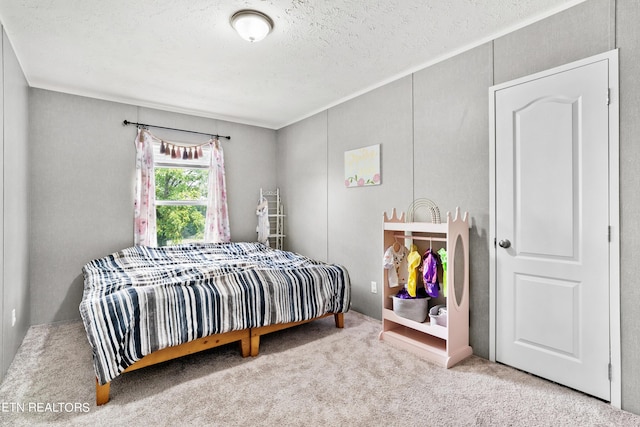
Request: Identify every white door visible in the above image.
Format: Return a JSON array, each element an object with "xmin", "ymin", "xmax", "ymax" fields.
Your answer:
[{"xmin": 493, "ymin": 58, "xmax": 611, "ymax": 400}]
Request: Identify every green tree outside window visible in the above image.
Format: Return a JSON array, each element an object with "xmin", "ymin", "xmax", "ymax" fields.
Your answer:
[{"xmin": 155, "ymin": 168, "xmax": 208, "ymax": 246}]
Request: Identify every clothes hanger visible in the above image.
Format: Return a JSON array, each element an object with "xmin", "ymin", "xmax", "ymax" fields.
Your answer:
[{"xmin": 392, "ymin": 236, "xmax": 401, "ymax": 252}]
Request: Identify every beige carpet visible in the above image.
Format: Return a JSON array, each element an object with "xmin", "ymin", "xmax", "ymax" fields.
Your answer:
[{"xmin": 0, "ymin": 311, "xmax": 638, "ymax": 426}]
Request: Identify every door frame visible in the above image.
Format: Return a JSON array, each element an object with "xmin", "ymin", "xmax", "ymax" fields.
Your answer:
[{"xmin": 488, "ymin": 49, "xmax": 620, "ymax": 408}]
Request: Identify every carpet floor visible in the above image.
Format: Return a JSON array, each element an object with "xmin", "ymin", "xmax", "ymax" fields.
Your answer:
[{"xmin": 0, "ymin": 311, "xmax": 638, "ymax": 426}]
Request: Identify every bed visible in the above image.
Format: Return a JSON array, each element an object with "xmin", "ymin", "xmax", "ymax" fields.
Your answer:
[{"xmin": 79, "ymin": 242, "xmax": 350, "ymax": 405}]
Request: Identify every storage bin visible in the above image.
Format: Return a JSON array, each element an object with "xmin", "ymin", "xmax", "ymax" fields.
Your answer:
[
  {"xmin": 430, "ymin": 313, "xmax": 447, "ymax": 327},
  {"xmin": 392, "ymin": 296, "xmax": 430, "ymax": 323}
]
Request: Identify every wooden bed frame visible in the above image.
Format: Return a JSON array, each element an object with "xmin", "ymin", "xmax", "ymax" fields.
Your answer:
[{"xmin": 95, "ymin": 312, "xmax": 344, "ymax": 405}]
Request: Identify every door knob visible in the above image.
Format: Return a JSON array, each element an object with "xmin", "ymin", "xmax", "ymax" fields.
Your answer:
[{"xmin": 498, "ymin": 239, "xmax": 511, "ymax": 248}]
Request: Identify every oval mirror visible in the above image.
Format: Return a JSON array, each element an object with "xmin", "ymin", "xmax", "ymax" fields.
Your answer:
[{"xmin": 453, "ymin": 234, "xmax": 465, "ymax": 307}]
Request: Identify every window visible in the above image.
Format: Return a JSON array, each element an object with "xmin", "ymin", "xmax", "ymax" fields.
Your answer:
[
  {"xmin": 154, "ymin": 142, "xmax": 211, "ymax": 246},
  {"xmin": 135, "ymin": 129, "xmax": 229, "ymax": 247}
]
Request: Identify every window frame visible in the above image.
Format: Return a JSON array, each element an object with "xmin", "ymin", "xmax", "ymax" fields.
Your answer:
[{"xmin": 153, "ymin": 142, "xmax": 211, "ymax": 244}]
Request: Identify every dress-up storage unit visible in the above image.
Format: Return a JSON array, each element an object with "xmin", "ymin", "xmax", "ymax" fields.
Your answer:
[{"xmin": 379, "ymin": 207, "xmax": 472, "ymax": 368}]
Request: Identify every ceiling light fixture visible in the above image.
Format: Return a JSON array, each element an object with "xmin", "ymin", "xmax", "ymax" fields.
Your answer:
[{"xmin": 230, "ymin": 10, "xmax": 273, "ymax": 42}]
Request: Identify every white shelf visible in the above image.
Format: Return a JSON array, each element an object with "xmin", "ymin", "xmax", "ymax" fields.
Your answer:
[
  {"xmin": 383, "ymin": 221, "xmax": 448, "ymax": 233},
  {"xmin": 382, "ymin": 308, "xmax": 448, "ymax": 340}
]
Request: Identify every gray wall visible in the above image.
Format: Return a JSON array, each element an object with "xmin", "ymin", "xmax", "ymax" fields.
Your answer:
[
  {"xmin": 327, "ymin": 77, "xmax": 414, "ymax": 315},
  {"xmin": 276, "ymin": 111, "xmax": 329, "ymax": 262},
  {"xmin": 29, "ymin": 89, "xmax": 276, "ymax": 325},
  {"xmin": 29, "ymin": 90, "xmax": 136, "ymax": 326},
  {"xmin": 276, "ymin": 0, "xmax": 640, "ymax": 414},
  {"xmin": 0, "ymin": 24, "xmax": 4, "ymax": 386},
  {"xmin": 616, "ymin": 0, "xmax": 640, "ymax": 414},
  {"xmin": 412, "ymin": 43, "xmax": 493, "ymax": 356},
  {"xmin": 1, "ymin": 27, "xmax": 30, "ymax": 383}
]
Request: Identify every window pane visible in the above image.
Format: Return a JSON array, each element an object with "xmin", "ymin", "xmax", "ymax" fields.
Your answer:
[
  {"xmin": 155, "ymin": 168, "xmax": 208, "ymax": 201},
  {"xmin": 156, "ymin": 205, "xmax": 206, "ymax": 246}
]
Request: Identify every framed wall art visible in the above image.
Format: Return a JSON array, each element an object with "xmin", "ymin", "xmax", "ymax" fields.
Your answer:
[{"xmin": 344, "ymin": 144, "xmax": 381, "ymax": 188}]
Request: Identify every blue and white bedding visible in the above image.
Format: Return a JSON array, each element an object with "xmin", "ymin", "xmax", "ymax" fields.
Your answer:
[{"xmin": 80, "ymin": 242, "xmax": 350, "ymax": 385}]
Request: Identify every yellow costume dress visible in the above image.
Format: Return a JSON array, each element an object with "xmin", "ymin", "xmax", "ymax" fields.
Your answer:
[{"xmin": 406, "ymin": 244, "xmax": 421, "ymax": 297}]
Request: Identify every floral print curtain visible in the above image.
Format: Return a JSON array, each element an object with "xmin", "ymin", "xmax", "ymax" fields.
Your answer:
[
  {"xmin": 134, "ymin": 129, "xmax": 157, "ymax": 246},
  {"xmin": 204, "ymin": 139, "xmax": 231, "ymax": 243}
]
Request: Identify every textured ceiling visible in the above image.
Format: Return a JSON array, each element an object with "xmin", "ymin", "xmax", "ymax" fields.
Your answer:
[{"xmin": 0, "ymin": 0, "xmax": 585, "ymax": 129}]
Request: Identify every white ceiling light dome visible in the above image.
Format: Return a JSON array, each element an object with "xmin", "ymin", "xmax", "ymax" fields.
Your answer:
[{"xmin": 230, "ymin": 10, "xmax": 274, "ymax": 42}]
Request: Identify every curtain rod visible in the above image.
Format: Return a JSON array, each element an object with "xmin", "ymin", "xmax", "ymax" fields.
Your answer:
[{"xmin": 122, "ymin": 120, "xmax": 231, "ymax": 140}]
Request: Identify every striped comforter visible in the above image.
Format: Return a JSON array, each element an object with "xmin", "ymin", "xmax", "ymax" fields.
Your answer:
[{"xmin": 80, "ymin": 242, "xmax": 350, "ymax": 385}]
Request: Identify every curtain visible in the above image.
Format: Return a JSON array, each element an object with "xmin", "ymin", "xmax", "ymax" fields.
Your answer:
[
  {"xmin": 204, "ymin": 139, "xmax": 231, "ymax": 243},
  {"xmin": 134, "ymin": 129, "xmax": 157, "ymax": 246}
]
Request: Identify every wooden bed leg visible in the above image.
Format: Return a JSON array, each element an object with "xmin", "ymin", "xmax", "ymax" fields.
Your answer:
[
  {"xmin": 250, "ymin": 334, "xmax": 260, "ymax": 357},
  {"xmin": 240, "ymin": 336, "xmax": 251, "ymax": 357},
  {"xmin": 334, "ymin": 313, "xmax": 344, "ymax": 328},
  {"xmin": 96, "ymin": 378, "xmax": 110, "ymax": 406}
]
